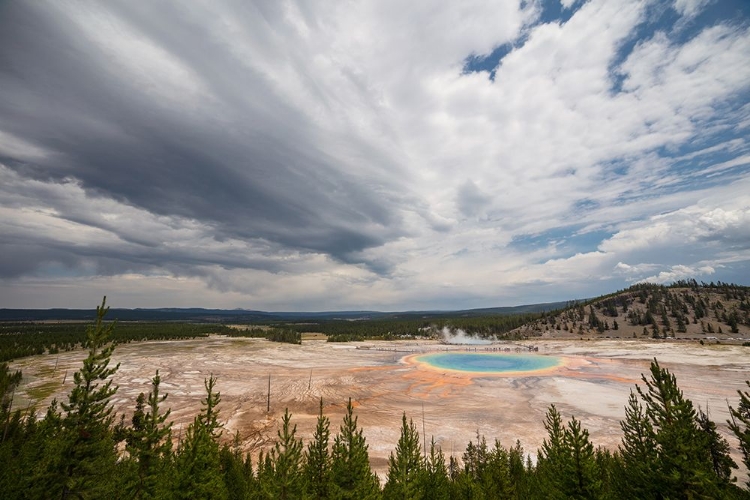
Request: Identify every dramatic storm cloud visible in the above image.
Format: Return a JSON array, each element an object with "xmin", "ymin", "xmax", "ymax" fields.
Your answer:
[{"xmin": 1, "ymin": 0, "xmax": 749, "ymax": 310}]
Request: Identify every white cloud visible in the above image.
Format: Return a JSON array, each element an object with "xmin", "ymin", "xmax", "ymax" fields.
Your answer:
[
  {"xmin": 673, "ymin": 0, "xmax": 712, "ymax": 19},
  {"xmin": 614, "ymin": 261, "xmax": 660, "ymax": 276},
  {"xmin": 599, "ymin": 194, "xmax": 750, "ymax": 256},
  {"xmin": 639, "ymin": 264, "xmax": 716, "ymax": 284}
]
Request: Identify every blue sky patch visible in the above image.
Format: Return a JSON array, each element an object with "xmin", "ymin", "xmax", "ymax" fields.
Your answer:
[
  {"xmin": 510, "ymin": 226, "xmax": 613, "ymax": 261},
  {"xmin": 463, "ymin": 44, "xmax": 514, "ymax": 81}
]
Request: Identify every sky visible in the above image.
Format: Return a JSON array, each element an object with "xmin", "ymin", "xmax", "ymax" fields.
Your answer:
[{"xmin": 0, "ymin": 0, "xmax": 749, "ymax": 311}]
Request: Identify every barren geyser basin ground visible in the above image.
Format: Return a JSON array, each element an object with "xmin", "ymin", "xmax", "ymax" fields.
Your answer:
[{"xmin": 11, "ymin": 337, "xmax": 750, "ymax": 475}]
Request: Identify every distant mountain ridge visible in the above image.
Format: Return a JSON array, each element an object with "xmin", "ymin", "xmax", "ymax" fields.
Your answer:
[{"xmin": 0, "ymin": 300, "xmax": 571, "ymax": 322}]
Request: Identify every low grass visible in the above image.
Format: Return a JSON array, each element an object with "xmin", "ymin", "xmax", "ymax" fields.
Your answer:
[{"xmin": 26, "ymin": 380, "xmax": 62, "ymax": 402}]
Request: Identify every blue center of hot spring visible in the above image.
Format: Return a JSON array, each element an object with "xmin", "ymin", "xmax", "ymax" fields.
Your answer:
[{"xmin": 415, "ymin": 352, "xmax": 560, "ymax": 373}]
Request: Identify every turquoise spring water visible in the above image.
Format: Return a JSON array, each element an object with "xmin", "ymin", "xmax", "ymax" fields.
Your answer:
[{"xmin": 415, "ymin": 352, "xmax": 561, "ymax": 373}]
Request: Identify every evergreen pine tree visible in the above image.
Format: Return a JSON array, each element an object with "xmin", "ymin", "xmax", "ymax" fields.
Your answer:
[
  {"xmin": 636, "ymin": 358, "xmax": 728, "ymax": 498},
  {"xmin": 304, "ymin": 398, "xmax": 332, "ymax": 499},
  {"xmin": 508, "ymin": 440, "xmax": 529, "ymax": 499},
  {"xmin": 175, "ymin": 375, "xmax": 228, "ymax": 499},
  {"xmin": 0, "ymin": 363, "xmax": 31, "ymax": 499},
  {"xmin": 415, "ymin": 438, "xmax": 450, "ymax": 500},
  {"xmin": 696, "ymin": 408, "xmax": 736, "ymax": 485},
  {"xmin": 383, "ymin": 413, "xmax": 423, "ymax": 500},
  {"xmin": 0, "ymin": 361, "xmax": 24, "ymax": 493},
  {"xmin": 52, "ymin": 297, "xmax": 121, "ymax": 499},
  {"xmin": 616, "ymin": 391, "xmax": 657, "ymax": 497},
  {"xmin": 262, "ymin": 408, "xmax": 304, "ymax": 499},
  {"xmin": 462, "ymin": 432, "xmax": 490, "ymax": 483},
  {"xmin": 728, "ymin": 380, "xmax": 750, "ymax": 488},
  {"xmin": 125, "ymin": 370, "xmax": 173, "ymax": 498},
  {"xmin": 256, "ymin": 449, "xmax": 275, "ymax": 495},
  {"xmin": 220, "ymin": 431, "xmax": 256, "ymax": 500},
  {"xmin": 330, "ymin": 398, "xmax": 380, "ymax": 499},
  {"xmin": 560, "ymin": 416, "xmax": 601, "ymax": 499},
  {"xmin": 536, "ymin": 404, "xmax": 566, "ymax": 499},
  {"xmin": 676, "ymin": 314, "xmax": 687, "ymax": 333},
  {"xmin": 594, "ymin": 447, "xmax": 616, "ymax": 499},
  {"xmin": 0, "ymin": 362, "xmax": 22, "ymax": 419},
  {"xmin": 483, "ymin": 440, "xmax": 514, "ymax": 499},
  {"xmin": 449, "ymin": 437, "xmax": 486, "ymax": 499}
]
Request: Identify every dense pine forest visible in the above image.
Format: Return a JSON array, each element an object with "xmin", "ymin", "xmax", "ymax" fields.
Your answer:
[{"xmin": 1, "ymin": 298, "xmax": 750, "ymax": 498}]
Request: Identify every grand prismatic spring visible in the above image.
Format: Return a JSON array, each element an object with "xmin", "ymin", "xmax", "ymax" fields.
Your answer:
[{"xmin": 409, "ymin": 351, "xmax": 562, "ymax": 375}]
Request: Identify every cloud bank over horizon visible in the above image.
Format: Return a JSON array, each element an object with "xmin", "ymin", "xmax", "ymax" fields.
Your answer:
[{"xmin": 1, "ymin": 0, "xmax": 749, "ymax": 310}]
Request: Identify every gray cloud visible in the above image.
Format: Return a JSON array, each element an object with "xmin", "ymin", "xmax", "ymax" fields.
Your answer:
[
  {"xmin": 456, "ymin": 180, "xmax": 492, "ymax": 218},
  {"xmin": 0, "ymin": 1, "xmax": 408, "ymax": 278}
]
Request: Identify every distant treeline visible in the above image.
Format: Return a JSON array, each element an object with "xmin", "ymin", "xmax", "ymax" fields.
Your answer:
[
  {"xmin": 0, "ymin": 301, "xmax": 569, "ymax": 323},
  {"xmin": 226, "ymin": 327, "xmax": 302, "ymax": 345},
  {"xmin": 0, "ymin": 322, "xmax": 234, "ymax": 363},
  {"xmin": 0, "ymin": 321, "xmax": 314, "ymax": 362},
  {"xmin": 280, "ymin": 313, "xmax": 542, "ymax": 342},
  {"xmin": 1, "ymin": 299, "xmax": 749, "ymax": 499}
]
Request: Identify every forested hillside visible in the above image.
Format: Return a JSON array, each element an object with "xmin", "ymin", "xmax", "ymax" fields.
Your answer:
[
  {"xmin": 515, "ymin": 281, "xmax": 750, "ymax": 341},
  {"xmin": 1, "ymin": 298, "xmax": 750, "ymax": 499}
]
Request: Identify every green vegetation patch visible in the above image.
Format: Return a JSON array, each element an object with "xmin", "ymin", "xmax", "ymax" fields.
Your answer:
[{"xmin": 25, "ymin": 380, "xmax": 60, "ymax": 402}]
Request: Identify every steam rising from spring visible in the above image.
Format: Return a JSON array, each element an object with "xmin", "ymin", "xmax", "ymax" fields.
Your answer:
[{"xmin": 439, "ymin": 326, "xmax": 493, "ymax": 345}]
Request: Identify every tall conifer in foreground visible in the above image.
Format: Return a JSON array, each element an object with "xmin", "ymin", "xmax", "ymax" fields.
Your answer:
[
  {"xmin": 383, "ymin": 413, "xmax": 423, "ymax": 500},
  {"xmin": 560, "ymin": 416, "xmax": 601, "ymax": 499},
  {"xmin": 0, "ymin": 363, "xmax": 31, "ymax": 497},
  {"xmin": 330, "ymin": 398, "xmax": 381, "ymax": 500},
  {"xmin": 616, "ymin": 391, "xmax": 657, "ymax": 497},
  {"xmin": 483, "ymin": 440, "xmax": 515, "ymax": 499},
  {"xmin": 508, "ymin": 440, "xmax": 529, "ymax": 499},
  {"xmin": 52, "ymin": 297, "xmax": 121, "ymax": 499},
  {"xmin": 220, "ymin": 432, "xmax": 256, "ymax": 500},
  {"xmin": 535, "ymin": 404, "xmax": 567, "ymax": 499},
  {"xmin": 305, "ymin": 398, "xmax": 332, "ymax": 499},
  {"xmin": 0, "ymin": 362, "xmax": 22, "ymax": 420},
  {"xmin": 634, "ymin": 358, "xmax": 735, "ymax": 498},
  {"xmin": 536, "ymin": 407, "xmax": 602, "ymax": 499},
  {"xmin": 416, "ymin": 438, "xmax": 450, "ymax": 500},
  {"xmin": 729, "ymin": 380, "xmax": 750, "ymax": 488},
  {"xmin": 125, "ymin": 369, "xmax": 173, "ymax": 498},
  {"xmin": 261, "ymin": 408, "xmax": 304, "ymax": 499},
  {"xmin": 175, "ymin": 375, "xmax": 227, "ymax": 499},
  {"xmin": 697, "ymin": 407, "xmax": 736, "ymax": 486}
]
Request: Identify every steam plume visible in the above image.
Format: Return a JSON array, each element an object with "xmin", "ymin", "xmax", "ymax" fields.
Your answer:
[{"xmin": 439, "ymin": 326, "xmax": 492, "ymax": 345}]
